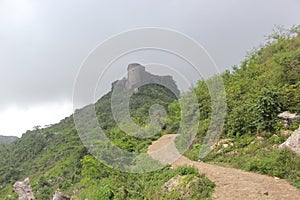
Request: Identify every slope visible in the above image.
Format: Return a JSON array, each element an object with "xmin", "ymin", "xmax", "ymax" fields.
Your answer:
[
  {"xmin": 177, "ymin": 26, "xmax": 300, "ymax": 188},
  {"xmin": 0, "ymin": 84, "xmax": 215, "ymax": 199}
]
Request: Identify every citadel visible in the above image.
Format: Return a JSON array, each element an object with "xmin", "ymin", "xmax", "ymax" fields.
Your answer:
[{"xmin": 112, "ymin": 63, "xmax": 180, "ymax": 97}]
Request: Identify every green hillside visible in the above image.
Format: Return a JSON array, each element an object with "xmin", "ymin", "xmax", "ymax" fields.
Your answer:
[
  {"xmin": 179, "ymin": 26, "xmax": 300, "ymax": 188},
  {"xmin": 0, "ymin": 84, "xmax": 214, "ymax": 199}
]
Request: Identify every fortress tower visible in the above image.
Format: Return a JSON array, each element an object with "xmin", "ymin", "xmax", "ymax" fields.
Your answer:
[
  {"xmin": 127, "ymin": 63, "xmax": 146, "ymax": 89},
  {"xmin": 112, "ymin": 63, "xmax": 180, "ymax": 97}
]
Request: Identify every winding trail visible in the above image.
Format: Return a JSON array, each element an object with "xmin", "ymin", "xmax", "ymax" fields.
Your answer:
[{"xmin": 148, "ymin": 134, "xmax": 300, "ymax": 200}]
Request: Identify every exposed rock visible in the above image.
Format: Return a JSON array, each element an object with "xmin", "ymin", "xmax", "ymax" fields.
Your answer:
[
  {"xmin": 281, "ymin": 130, "xmax": 291, "ymax": 135},
  {"xmin": 13, "ymin": 178, "xmax": 35, "ymax": 200},
  {"xmin": 279, "ymin": 127, "xmax": 300, "ymax": 155},
  {"xmin": 278, "ymin": 111, "xmax": 299, "ymax": 119},
  {"xmin": 256, "ymin": 136, "xmax": 264, "ymax": 141},
  {"xmin": 212, "ymin": 138, "xmax": 233, "ymax": 150},
  {"xmin": 226, "ymin": 151, "xmax": 236, "ymax": 156},
  {"xmin": 217, "ymin": 149, "xmax": 223, "ymax": 154},
  {"xmin": 277, "ymin": 111, "xmax": 300, "ymax": 128},
  {"xmin": 162, "ymin": 175, "xmax": 199, "ymax": 198},
  {"xmin": 162, "ymin": 175, "xmax": 182, "ymax": 192},
  {"xmin": 52, "ymin": 189, "xmax": 70, "ymax": 200}
]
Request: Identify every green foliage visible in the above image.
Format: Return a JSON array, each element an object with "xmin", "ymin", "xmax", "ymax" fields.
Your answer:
[
  {"xmin": 165, "ymin": 100, "xmax": 181, "ymax": 133},
  {"xmin": 281, "ymin": 82, "xmax": 300, "ymax": 114},
  {"xmin": 76, "ymin": 164, "xmax": 214, "ymax": 200},
  {"xmin": 81, "ymin": 155, "xmax": 109, "ymax": 181},
  {"xmin": 176, "ymin": 165, "xmax": 199, "ymax": 176},
  {"xmin": 162, "ymin": 173, "xmax": 215, "ymax": 200},
  {"xmin": 200, "ymin": 132, "xmax": 300, "ymax": 188},
  {"xmin": 94, "ymin": 84, "xmax": 178, "ymax": 154},
  {"xmin": 185, "ymin": 26, "xmax": 300, "ymax": 138},
  {"xmin": 129, "ymin": 84, "xmax": 177, "ymax": 126},
  {"xmin": 0, "ymin": 83, "xmax": 214, "ymax": 200},
  {"xmin": 254, "ymin": 88, "xmax": 283, "ymax": 131},
  {"xmin": 181, "ymin": 26, "xmax": 300, "ymax": 189}
]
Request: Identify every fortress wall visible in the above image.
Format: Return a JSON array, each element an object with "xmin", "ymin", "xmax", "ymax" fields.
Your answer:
[
  {"xmin": 144, "ymin": 73, "xmax": 180, "ymax": 97},
  {"xmin": 112, "ymin": 63, "xmax": 179, "ymax": 97}
]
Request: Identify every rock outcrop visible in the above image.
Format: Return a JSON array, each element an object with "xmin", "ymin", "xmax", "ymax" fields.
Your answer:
[
  {"xmin": 277, "ymin": 111, "xmax": 300, "ymax": 128},
  {"xmin": 13, "ymin": 178, "xmax": 35, "ymax": 200},
  {"xmin": 279, "ymin": 127, "xmax": 300, "ymax": 155},
  {"xmin": 162, "ymin": 175, "xmax": 182, "ymax": 192},
  {"xmin": 162, "ymin": 175, "xmax": 199, "ymax": 198},
  {"xmin": 52, "ymin": 189, "xmax": 70, "ymax": 200}
]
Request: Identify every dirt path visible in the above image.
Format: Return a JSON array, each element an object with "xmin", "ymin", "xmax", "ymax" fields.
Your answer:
[{"xmin": 148, "ymin": 134, "xmax": 300, "ymax": 200}]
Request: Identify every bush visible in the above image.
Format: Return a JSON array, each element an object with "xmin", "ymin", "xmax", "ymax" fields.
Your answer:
[{"xmin": 176, "ymin": 166, "xmax": 199, "ymax": 176}]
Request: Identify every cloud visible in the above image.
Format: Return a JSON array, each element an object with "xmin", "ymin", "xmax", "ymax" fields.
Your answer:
[
  {"xmin": 0, "ymin": 102, "xmax": 73, "ymax": 137},
  {"xmin": 0, "ymin": 0, "xmax": 299, "ymax": 135}
]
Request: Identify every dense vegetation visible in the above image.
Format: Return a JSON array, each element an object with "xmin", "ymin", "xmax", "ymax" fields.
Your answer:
[
  {"xmin": 0, "ymin": 84, "xmax": 214, "ymax": 199},
  {"xmin": 177, "ymin": 26, "xmax": 300, "ymax": 188}
]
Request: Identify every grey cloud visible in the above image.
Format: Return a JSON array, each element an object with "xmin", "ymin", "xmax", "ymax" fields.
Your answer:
[{"xmin": 0, "ymin": 0, "xmax": 299, "ymax": 109}]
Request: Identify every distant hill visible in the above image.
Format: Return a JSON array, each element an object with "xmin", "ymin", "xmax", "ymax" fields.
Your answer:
[{"xmin": 0, "ymin": 135, "xmax": 18, "ymax": 145}]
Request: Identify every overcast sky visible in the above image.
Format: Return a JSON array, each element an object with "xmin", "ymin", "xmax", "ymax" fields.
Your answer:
[{"xmin": 0, "ymin": 0, "xmax": 299, "ymax": 137}]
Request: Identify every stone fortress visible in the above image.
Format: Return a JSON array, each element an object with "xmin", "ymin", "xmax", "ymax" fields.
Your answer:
[{"xmin": 112, "ymin": 63, "xmax": 180, "ymax": 97}]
